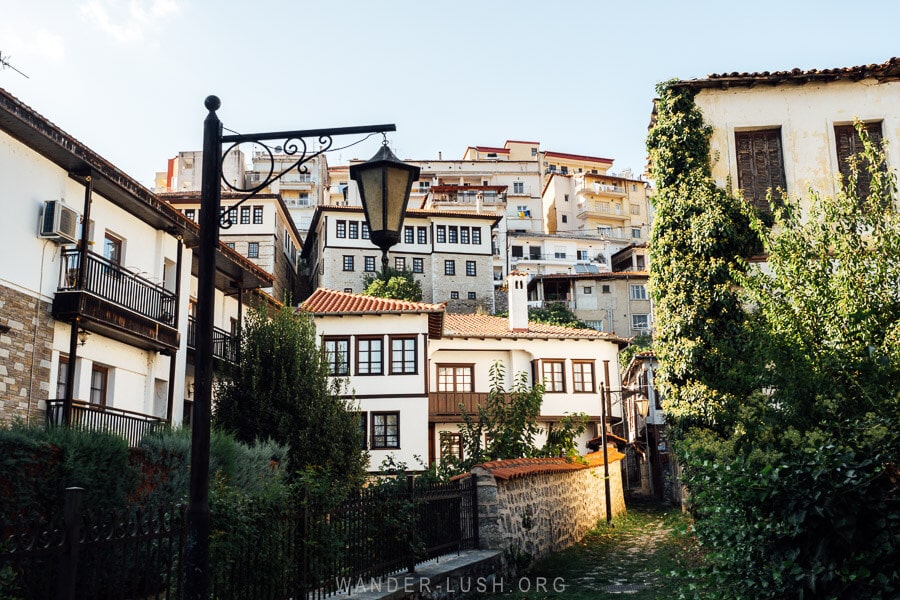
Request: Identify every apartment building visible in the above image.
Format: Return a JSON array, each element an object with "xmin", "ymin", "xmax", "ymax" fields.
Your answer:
[
  {"xmin": 0, "ymin": 86, "xmax": 271, "ymax": 430},
  {"xmin": 301, "ymin": 205, "xmax": 501, "ymax": 313}
]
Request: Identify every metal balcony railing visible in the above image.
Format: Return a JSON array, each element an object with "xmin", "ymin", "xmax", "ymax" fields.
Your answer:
[
  {"xmin": 59, "ymin": 249, "xmax": 176, "ymax": 326},
  {"xmin": 187, "ymin": 316, "xmax": 238, "ymax": 363},
  {"xmin": 46, "ymin": 399, "xmax": 167, "ymax": 447}
]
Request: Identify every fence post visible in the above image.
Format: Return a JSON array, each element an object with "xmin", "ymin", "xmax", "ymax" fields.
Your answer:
[
  {"xmin": 470, "ymin": 474, "xmax": 479, "ymax": 550},
  {"xmin": 406, "ymin": 475, "xmax": 417, "ymax": 574},
  {"xmin": 56, "ymin": 487, "xmax": 84, "ymax": 600}
]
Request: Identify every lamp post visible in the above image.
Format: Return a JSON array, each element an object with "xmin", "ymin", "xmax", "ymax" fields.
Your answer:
[
  {"xmin": 350, "ymin": 142, "xmax": 420, "ymax": 272},
  {"xmin": 635, "ymin": 394, "xmax": 651, "ymax": 495},
  {"xmin": 188, "ymin": 95, "xmax": 404, "ymax": 600}
]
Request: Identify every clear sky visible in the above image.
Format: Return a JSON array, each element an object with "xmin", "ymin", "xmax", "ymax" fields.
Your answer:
[{"xmin": 1, "ymin": 1, "xmax": 898, "ymax": 187}]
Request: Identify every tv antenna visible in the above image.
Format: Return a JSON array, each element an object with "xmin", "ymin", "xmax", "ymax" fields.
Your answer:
[{"xmin": 0, "ymin": 52, "xmax": 29, "ymax": 79}]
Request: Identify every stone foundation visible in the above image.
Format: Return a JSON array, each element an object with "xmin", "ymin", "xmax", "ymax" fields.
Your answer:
[{"xmin": 0, "ymin": 284, "xmax": 54, "ymax": 425}]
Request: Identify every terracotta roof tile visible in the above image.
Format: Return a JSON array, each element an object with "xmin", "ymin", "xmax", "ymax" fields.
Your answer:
[
  {"xmin": 471, "ymin": 452, "xmax": 624, "ymax": 480},
  {"xmin": 674, "ymin": 57, "xmax": 900, "ymax": 90},
  {"xmin": 443, "ymin": 313, "xmax": 627, "ymax": 343},
  {"xmin": 300, "ymin": 288, "xmax": 445, "ymax": 315}
]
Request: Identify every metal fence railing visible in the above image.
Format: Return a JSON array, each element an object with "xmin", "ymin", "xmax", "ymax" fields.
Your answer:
[
  {"xmin": 46, "ymin": 400, "xmax": 168, "ymax": 447},
  {"xmin": 1, "ymin": 476, "xmax": 479, "ymax": 600}
]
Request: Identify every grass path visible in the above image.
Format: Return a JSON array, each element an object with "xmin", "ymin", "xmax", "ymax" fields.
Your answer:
[{"xmin": 478, "ymin": 496, "xmax": 701, "ymax": 599}]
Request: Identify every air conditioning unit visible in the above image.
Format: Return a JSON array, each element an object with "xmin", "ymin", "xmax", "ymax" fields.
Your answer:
[{"xmin": 39, "ymin": 200, "xmax": 79, "ymax": 244}]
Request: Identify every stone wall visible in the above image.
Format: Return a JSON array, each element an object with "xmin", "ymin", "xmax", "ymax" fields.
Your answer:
[
  {"xmin": 0, "ymin": 284, "xmax": 54, "ymax": 425},
  {"xmin": 472, "ymin": 452, "xmax": 626, "ymax": 564}
]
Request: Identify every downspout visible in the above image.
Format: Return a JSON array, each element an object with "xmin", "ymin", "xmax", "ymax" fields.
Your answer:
[
  {"xmin": 166, "ymin": 235, "xmax": 184, "ymax": 424},
  {"xmin": 63, "ymin": 172, "xmax": 94, "ymax": 426}
]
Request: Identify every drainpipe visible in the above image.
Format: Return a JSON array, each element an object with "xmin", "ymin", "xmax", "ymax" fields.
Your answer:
[
  {"xmin": 63, "ymin": 172, "xmax": 94, "ymax": 426},
  {"xmin": 165, "ymin": 235, "xmax": 184, "ymax": 424}
]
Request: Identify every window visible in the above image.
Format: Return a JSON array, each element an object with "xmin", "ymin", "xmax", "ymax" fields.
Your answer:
[
  {"xmin": 577, "ymin": 250, "xmax": 588, "ymax": 261},
  {"xmin": 572, "ymin": 361, "xmax": 595, "ymax": 393},
  {"xmin": 436, "ymin": 225, "xmax": 446, "ymax": 243},
  {"xmin": 560, "ymin": 166, "xmax": 568, "ymax": 174},
  {"xmin": 103, "ymin": 233, "xmax": 123, "ymax": 265},
  {"xmin": 343, "ymin": 255, "xmax": 354, "ymax": 271},
  {"xmin": 448, "ymin": 226, "xmax": 458, "ymax": 244},
  {"xmin": 554, "ymin": 248, "xmax": 566, "ymax": 259},
  {"xmin": 252, "ymin": 206, "xmax": 263, "ymax": 224},
  {"xmin": 356, "ymin": 337, "xmax": 383, "ymax": 375},
  {"xmin": 632, "ymin": 228, "xmax": 642, "ymax": 238},
  {"xmin": 390, "ymin": 336, "xmax": 417, "ymax": 374},
  {"xmin": 240, "ymin": 206, "xmax": 251, "ymax": 224},
  {"xmin": 437, "ymin": 364, "xmax": 473, "ymax": 392},
  {"xmin": 601, "ymin": 285, "xmax": 611, "ymax": 294},
  {"xmin": 324, "ymin": 337, "xmax": 350, "ymax": 375},
  {"xmin": 472, "ymin": 227, "xmax": 481, "ymax": 245},
  {"xmin": 835, "ymin": 122, "xmax": 885, "ymax": 201},
  {"xmin": 585, "ymin": 320, "xmax": 604, "ymax": 332},
  {"xmin": 56, "ymin": 355, "xmax": 69, "ymax": 399},
  {"xmin": 404, "ymin": 226, "xmax": 414, "ymax": 244},
  {"xmin": 444, "ymin": 260, "xmax": 456, "ymax": 276},
  {"xmin": 440, "ymin": 432, "xmax": 463, "ymax": 462},
  {"xmin": 361, "ymin": 223, "xmax": 370, "ymax": 239},
  {"xmin": 184, "ymin": 208, "xmax": 195, "ymax": 221},
  {"xmin": 513, "ymin": 181, "xmax": 524, "ymax": 194},
  {"xmin": 630, "ymin": 284, "xmax": 647, "ymax": 300},
  {"xmin": 450, "ymin": 291, "xmax": 459, "ymax": 299},
  {"xmin": 417, "ymin": 227, "xmax": 427, "ymax": 244},
  {"xmin": 561, "ymin": 215, "xmax": 568, "ymax": 223},
  {"xmin": 371, "ymin": 412, "xmax": 399, "ymax": 449},
  {"xmin": 226, "ymin": 242, "xmax": 236, "ymax": 250},
  {"xmin": 90, "ymin": 364, "xmax": 108, "ymax": 406},
  {"xmin": 412, "ymin": 257, "xmax": 423, "ymax": 273},
  {"xmin": 418, "ymin": 181, "xmax": 430, "ymax": 194},
  {"xmin": 636, "ymin": 255, "xmax": 646, "ymax": 270},
  {"xmin": 542, "ymin": 360, "xmax": 565, "ymax": 393},
  {"xmin": 349, "ymin": 221, "xmax": 359, "ymax": 239},
  {"xmin": 511, "ymin": 245, "xmax": 523, "ymax": 258},
  {"xmin": 632, "ymin": 314, "xmax": 649, "ymax": 331},
  {"xmin": 735, "ymin": 128, "xmax": 787, "ymax": 211},
  {"xmin": 460, "ymin": 227, "xmax": 470, "ymax": 244},
  {"xmin": 395, "ymin": 257, "xmax": 406, "ymax": 271},
  {"xmin": 631, "ymin": 205, "xmax": 640, "ymax": 215},
  {"xmin": 356, "ymin": 412, "xmax": 368, "ymax": 450},
  {"xmin": 344, "ymin": 288, "xmax": 353, "ymax": 293},
  {"xmin": 336, "ymin": 220, "xmax": 347, "ymax": 238},
  {"xmin": 467, "ymin": 292, "xmax": 476, "ymax": 300},
  {"xmin": 583, "ymin": 286, "xmax": 592, "ymax": 294},
  {"xmin": 247, "ymin": 241, "xmax": 259, "ymax": 258},
  {"xmin": 466, "ymin": 261, "xmax": 476, "ymax": 276},
  {"xmin": 364, "ymin": 256, "xmax": 376, "ymax": 272},
  {"xmin": 564, "ymin": 194, "xmax": 570, "ymax": 202},
  {"xmin": 227, "ymin": 207, "xmax": 238, "ymax": 224}
]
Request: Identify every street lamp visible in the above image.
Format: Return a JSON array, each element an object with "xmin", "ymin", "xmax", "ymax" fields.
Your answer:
[
  {"xmin": 350, "ymin": 142, "xmax": 420, "ymax": 272},
  {"xmin": 189, "ymin": 95, "xmax": 403, "ymax": 600}
]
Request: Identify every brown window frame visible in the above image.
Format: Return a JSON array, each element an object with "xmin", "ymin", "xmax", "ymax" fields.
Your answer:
[
  {"xmin": 355, "ymin": 336, "xmax": 384, "ymax": 376},
  {"xmin": 572, "ymin": 360, "xmax": 595, "ymax": 393},
  {"xmin": 323, "ymin": 336, "xmax": 350, "ymax": 376},
  {"xmin": 437, "ymin": 364, "xmax": 474, "ymax": 393},
  {"xmin": 734, "ymin": 128, "xmax": 787, "ymax": 212},
  {"xmin": 542, "ymin": 359, "xmax": 566, "ymax": 393},
  {"xmin": 389, "ymin": 335, "xmax": 417, "ymax": 375},
  {"xmin": 56, "ymin": 355, "xmax": 69, "ymax": 399},
  {"xmin": 440, "ymin": 431, "xmax": 463, "ymax": 462},
  {"xmin": 90, "ymin": 364, "xmax": 108, "ymax": 406},
  {"xmin": 371, "ymin": 411, "xmax": 400, "ymax": 449}
]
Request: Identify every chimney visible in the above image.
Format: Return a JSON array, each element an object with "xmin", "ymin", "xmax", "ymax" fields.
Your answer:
[{"xmin": 507, "ymin": 271, "xmax": 529, "ymax": 332}]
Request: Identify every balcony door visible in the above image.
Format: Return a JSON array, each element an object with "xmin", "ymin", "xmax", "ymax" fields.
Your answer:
[{"xmin": 90, "ymin": 364, "xmax": 108, "ymax": 406}]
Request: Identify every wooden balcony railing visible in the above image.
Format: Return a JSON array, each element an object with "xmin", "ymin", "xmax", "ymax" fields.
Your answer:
[
  {"xmin": 429, "ymin": 392, "xmax": 490, "ymax": 418},
  {"xmin": 187, "ymin": 316, "xmax": 238, "ymax": 363},
  {"xmin": 59, "ymin": 248, "xmax": 176, "ymax": 326},
  {"xmin": 46, "ymin": 399, "xmax": 167, "ymax": 447}
]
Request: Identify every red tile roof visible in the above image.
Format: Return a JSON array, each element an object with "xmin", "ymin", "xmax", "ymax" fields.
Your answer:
[
  {"xmin": 543, "ymin": 150, "xmax": 614, "ymax": 165},
  {"xmin": 471, "ymin": 452, "xmax": 624, "ymax": 480},
  {"xmin": 442, "ymin": 313, "xmax": 628, "ymax": 344},
  {"xmin": 673, "ymin": 57, "xmax": 900, "ymax": 90},
  {"xmin": 301, "ymin": 288, "xmax": 445, "ymax": 315}
]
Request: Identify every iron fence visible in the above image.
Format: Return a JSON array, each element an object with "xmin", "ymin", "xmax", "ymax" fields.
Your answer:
[{"xmin": 1, "ymin": 476, "xmax": 479, "ymax": 600}]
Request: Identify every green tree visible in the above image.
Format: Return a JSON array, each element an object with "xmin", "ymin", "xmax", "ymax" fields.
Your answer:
[
  {"xmin": 527, "ymin": 302, "xmax": 589, "ymax": 328},
  {"xmin": 649, "ymin": 79, "xmax": 900, "ymax": 597},
  {"xmin": 361, "ymin": 267, "xmax": 423, "ymax": 301},
  {"xmin": 214, "ymin": 304, "xmax": 366, "ymax": 484}
]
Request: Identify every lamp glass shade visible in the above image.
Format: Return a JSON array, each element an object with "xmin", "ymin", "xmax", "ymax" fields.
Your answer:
[
  {"xmin": 635, "ymin": 396, "xmax": 650, "ymax": 418},
  {"xmin": 350, "ymin": 145, "xmax": 420, "ymax": 251}
]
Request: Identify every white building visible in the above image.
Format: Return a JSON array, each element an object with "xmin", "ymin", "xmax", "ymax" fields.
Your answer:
[{"xmin": 0, "ymin": 86, "xmax": 271, "ymax": 432}]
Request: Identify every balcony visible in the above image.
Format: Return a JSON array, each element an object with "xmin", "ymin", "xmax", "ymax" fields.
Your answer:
[
  {"xmin": 576, "ymin": 202, "xmax": 629, "ymax": 222},
  {"xmin": 187, "ymin": 316, "xmax": 238, "ymax": 363},
  {"xmin": 430, "ymin": 185, "xmax": 507, "ymax": 205},
  {"xmin": 53, "ymin": 249, "xmax": 179, "ymax": 353},
  {"xmin": 46, "ymin": 399, "xmax": 167, "ymax": 447},
  {"xmin": 429, "ymin": 392, "xmax": 490, "ymax": 420}
]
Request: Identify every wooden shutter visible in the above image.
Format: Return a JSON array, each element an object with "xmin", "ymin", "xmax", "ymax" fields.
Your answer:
[
  {"xmin": 835, "ymin": 122, "xmax": 884, "ymax": 200},
  {"xmin": 735, "ymin": 129, "xmax": 786, "ymax": 211}
]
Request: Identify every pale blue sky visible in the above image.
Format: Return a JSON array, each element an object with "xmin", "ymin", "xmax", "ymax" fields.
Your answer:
[{"xmin": 2, "ymin": 1, "xmax": 898, "ymax": 187}]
